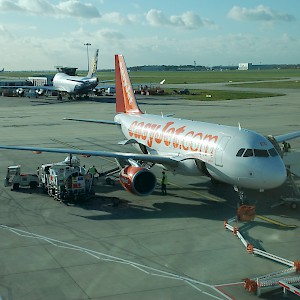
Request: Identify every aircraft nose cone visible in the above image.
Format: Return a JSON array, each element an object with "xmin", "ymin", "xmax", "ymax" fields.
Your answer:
[{"xmin": 263, "ymin": 159, "xmax": 287, "ymax": 189}]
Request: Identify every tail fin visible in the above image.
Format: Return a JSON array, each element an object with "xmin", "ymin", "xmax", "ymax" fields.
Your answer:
[
  {"xmin": 87, "ymin": 49, "xmax": 99, "ymax": 78},
  {"xmin": 115, "ymin": 54, "xmax": 142, "ymax": 114}
]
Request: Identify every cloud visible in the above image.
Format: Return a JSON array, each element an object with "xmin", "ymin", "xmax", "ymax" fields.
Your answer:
[
  {"xmin": 228, "ymin": 5, "xmax": 295, "ymax": 22},
  {"xmin": 0, "ymin": 24, "xmax": 13, "ymax": 38},
  {"xmin": 101, "ymin": 12, "xmax": 136, "ymax": 25},
  {"xmin": 56, "ymin": 0, "xmax": 100, "ymax": 18},
  {"xmin": 0, "ymin": 0, "xmax": 100, "ymax": 18},
  {"xmin": 145, "ymin": 9, "xmax": 215, "ymax": 29}
]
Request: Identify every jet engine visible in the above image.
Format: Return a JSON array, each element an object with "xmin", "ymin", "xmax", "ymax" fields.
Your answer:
[
  {"xmin": 16, "ymin": 88, "xmax": 24, "ymax": 97},
  {"xmin": 119, "ymin": 166, "xmax": 156, "ymax": 196}
]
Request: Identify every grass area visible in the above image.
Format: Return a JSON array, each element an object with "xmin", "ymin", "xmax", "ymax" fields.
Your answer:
[
  {"xmin": 162, "ymin": 89, "xmax": 284, "ymax": 101},
  {"xmin": 128, "ymin": 69, "xmax": 300, "ymax": 84}
]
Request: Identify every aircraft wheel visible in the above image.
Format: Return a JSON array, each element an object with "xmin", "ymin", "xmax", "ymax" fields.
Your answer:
[
  {"xmin": 30, "ymin": 181, "xmax": 38, "ymax": 189},
  {"xmin": 13, "ymin": 183, "xmax": 20, "ymax": 190}
]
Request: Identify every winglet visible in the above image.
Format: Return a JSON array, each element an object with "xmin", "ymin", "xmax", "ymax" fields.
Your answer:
[
  {"xmin": 87, "ymin": 49, "xmax": 99, "ymax": 78},
  {"xmin": 115, "ymin": 54, "xmax": 142, "ymax": 114}
]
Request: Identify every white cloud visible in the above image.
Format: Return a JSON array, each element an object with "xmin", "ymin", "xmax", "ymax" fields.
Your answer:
[
  {"xmin": 146, "ymin": 9, "xmax": 169, "ymax": 27},
  {"xmin": 56, "ymin": 0, "xmax": 100, "ymax": 18},
  {"xmin": 228, "ymin": 5, "xmax": 295, "ymax": 22},
  {"xmin": 171, "ymin": 11, "xmax": 203, "ymax": 29},
  {"xmin": 19, "ymin": 0, "xmax": 55, "ymax": 15},
  {"xmin": 145, "ymin": 9, "xmax": 215, "ymax": 30},
  {"xmin": 101, "ymin": 12, "xmax": 136, "ymax": 25},
  {"xmin": 0, "ymin": 0, "xmax": 100, "ymax": 18}
]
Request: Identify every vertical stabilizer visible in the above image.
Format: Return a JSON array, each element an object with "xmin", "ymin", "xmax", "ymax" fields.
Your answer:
[
  {"xmin": 87, "ymin": 49, "xmax": 99, "ymax": 78},
  {"xmin": 115, "ymin": 54, "xmax": 142, "ymax": 114}
]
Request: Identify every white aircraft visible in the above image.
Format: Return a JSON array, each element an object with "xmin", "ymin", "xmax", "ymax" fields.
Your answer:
[
  {"xmin": 0, "ymin": 54, "xmax": 299, "ymax": 198},
  {"xmin": 0, "ymin": 50, "xmax": 100, "ymax": 100},
  {"xmin": 51, "ymin": 49, "xmax": 99, "ymax": 100}
]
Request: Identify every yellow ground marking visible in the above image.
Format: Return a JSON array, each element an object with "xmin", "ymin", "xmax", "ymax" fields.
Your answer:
[{"xmin": 256, "ymin": 214, "xmax": 297, "ymax": 228}]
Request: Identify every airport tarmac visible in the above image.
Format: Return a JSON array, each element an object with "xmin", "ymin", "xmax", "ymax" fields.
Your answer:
[{"xmin": 0, "ymin": 90, "xmax": 299, "ymax": 300}]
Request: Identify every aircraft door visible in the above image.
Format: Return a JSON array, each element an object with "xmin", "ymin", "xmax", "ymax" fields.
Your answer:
[{"xmin": 215, "ymin": 136, "xmax": 231, "ymax": 167}]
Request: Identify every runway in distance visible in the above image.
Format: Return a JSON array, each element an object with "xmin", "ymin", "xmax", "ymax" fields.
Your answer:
[{"xmin": 0, "ymin": 54, "xmax": 299, "ymax": 197}]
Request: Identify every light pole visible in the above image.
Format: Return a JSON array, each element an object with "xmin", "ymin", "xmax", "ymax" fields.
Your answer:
[{"xmin": 84, "ymin": 43, "xmax": 91, "ymax": 71}]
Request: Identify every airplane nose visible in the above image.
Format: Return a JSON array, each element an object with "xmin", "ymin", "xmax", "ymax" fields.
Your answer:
[{"xmin": 263, "ymin": 159, "xmax": 287, "ymax": 189}]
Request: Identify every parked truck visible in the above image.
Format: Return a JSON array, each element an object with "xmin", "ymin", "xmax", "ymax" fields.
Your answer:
[{"xmin": 4, "ymin": 165, "xmax": 39, "ymax": 190}]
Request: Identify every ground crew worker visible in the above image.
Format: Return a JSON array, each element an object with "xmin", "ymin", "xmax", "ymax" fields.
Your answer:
[
  {"xmin": 161, "ymin": 171, "xmax": 168, "ymax": 195},
  {"xmin": 88, "ymin": 165, "xmax": 99, "ymax": 180},
  {"xmin": 282, "ymin": 141, "xmax": 291, "ymax": 153}
]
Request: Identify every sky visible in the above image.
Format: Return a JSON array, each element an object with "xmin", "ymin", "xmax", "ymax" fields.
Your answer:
[{"xmin": 0, "ymin": 0, "xmax": 299, "ymax": 70}]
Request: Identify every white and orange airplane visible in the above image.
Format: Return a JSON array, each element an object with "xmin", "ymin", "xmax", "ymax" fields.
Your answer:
[{"xmin": 0, "ymin": 54, "xmax": 299, "ymax": 197}]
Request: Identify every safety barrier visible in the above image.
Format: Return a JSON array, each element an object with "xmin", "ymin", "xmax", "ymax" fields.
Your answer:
[
  {"xmin": 224, "ymin": 214, "xmax": 300, "ymax": 297},
  {"xmin": 279, "ymin": 280, "xmax": 300, "ymax": 297}
]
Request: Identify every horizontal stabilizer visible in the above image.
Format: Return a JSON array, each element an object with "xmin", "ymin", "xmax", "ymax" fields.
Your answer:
[
  {"xmin": 274, "ymin": 131, "xmax": 300, "ymax": 143},
  {"xmin": 64, "ymin": 118, "xmax": 120, "ymax": 125}
]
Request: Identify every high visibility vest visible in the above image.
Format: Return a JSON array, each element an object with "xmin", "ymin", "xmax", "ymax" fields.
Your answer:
[
  {"xmin": 162, "ymin": 175, "xmax": 168, "ymax": 184},
  {"xmin": 89, "ymin": 166, "xmax": 96, "ymax": 175}
]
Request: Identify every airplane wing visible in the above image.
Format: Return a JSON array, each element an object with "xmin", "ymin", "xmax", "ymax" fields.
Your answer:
[
  {"xmin": 274, "ymin": 131, "xmax": 300, "ymax": 143},
  {"xmin": 63, "ymin": 118, "xmax": 120, "ymax": 125},
  {"xmin": 0, "ymin": 145, "xmax": 179, "ymax": 167}
]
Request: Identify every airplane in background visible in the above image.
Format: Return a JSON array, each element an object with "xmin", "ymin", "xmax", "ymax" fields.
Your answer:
[
  {"xmin": 0, "ymin": 50, "xmax": 101, "ymax": 100},
  {"xmin": 51, "ymin": 49, "xmax": 99, "ymax": 100},
  {"xmin": 0, "ymin": 54, "xmax": 299, "ymax": 199},
  {"xmin": 0, "ymin": 68, "xmax": 4, "ymax": 72}
]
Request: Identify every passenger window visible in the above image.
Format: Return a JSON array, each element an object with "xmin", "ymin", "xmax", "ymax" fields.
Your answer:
[
  {"xmin": 236, "ymin": 148, "xmax": 245, "ymax": 157},
  {"xmin": 254, "ymin": 149, "xmax": 269, "ymax": 157},
  {"xmin": 268, "ymin": 148, "xmax": 279, "ymax": 157},
  {"xmin": 243, "ymin": 149, "xmax": 253, "ymax": 157}
]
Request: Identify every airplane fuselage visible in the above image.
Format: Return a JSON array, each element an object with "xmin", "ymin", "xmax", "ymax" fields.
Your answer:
[
  {"xmin": 115, "ymin": 113, "xmax": 287, "ymax": 190},
  {"xmin": 53, "ymin": 73, "xmax": 98, "ymax": 95}
]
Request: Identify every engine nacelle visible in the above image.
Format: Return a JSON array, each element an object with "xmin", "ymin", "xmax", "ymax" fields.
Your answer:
[
  {"xmin": 16, "ymin": 88, "xmax": 24, "ymax": 96},
  {"xmin": 119, "ymin": 166, "xmax": 156, "ymax": 196}
]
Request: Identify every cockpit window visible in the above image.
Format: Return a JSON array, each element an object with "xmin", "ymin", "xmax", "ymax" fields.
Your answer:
[
  {"xmin": 254, "ymin": 149, "xmax": 269, "ymax": 157},
  {"xmin": 243, "ymin": 149, "xmax": 253, "ymax": 157},
  {"xmin": 236, "ymin": 148, "xmax": 245, "ymax": 157},
  {"xmin": 237, "ymin": 147, "xmax": 279, "ymax": 158},
  {"xmin": 268, "ymin": 148, "xmax": 279, "ymax": 157}
]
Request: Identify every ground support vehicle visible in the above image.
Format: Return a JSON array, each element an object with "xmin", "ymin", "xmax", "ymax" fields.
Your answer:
[
  {"xmin": 38, "ymin": 156, "xmax": 91, "ymax": 203},
  {"xmin": 4, "ymin": 165, "xmax": 39, "ymax": 190}
]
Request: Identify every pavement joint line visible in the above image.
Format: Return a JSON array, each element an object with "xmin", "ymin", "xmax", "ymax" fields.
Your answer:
[{"xmin": 0, "ymin": 224, "xmax": 230, "ymax": 300}]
